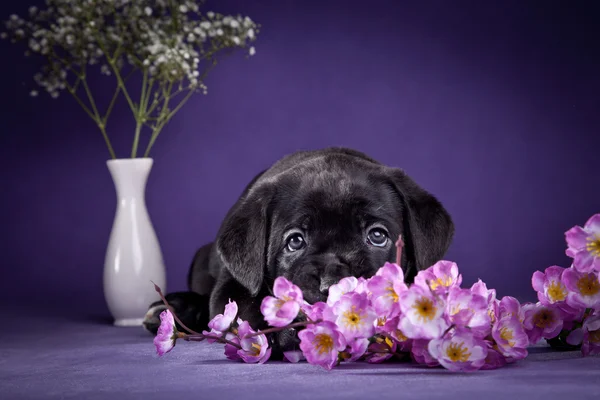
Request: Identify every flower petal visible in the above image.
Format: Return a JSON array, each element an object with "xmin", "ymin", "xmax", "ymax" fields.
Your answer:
[
  {"xmin": 565, "ymin": 226, "xmax": 588, "ymax": 250},
  {"xmin": 584, "ymin": 214, "xmax": 600, "ymax": 232}
]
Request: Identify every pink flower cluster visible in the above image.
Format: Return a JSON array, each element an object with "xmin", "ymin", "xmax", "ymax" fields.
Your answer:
[
  {"xmin": 152, "ymin": 213, "xmax": 600, "ymax": 370},
  {"xmin": 526, "ymin": 213, "xmax": 600, "ymax": 356},
  {"xmin": 258, "ymin": 260, "xmax": 530, "ymax": 371}
]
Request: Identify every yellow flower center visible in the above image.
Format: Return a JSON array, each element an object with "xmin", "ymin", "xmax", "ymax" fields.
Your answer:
[
  {"xmin": 533, "ymin": 309, "xmax": 555, "ymax": 328},
  {"xmin": 445, "ymin": 342, "xmax": 471, "ymax": 362},
  {"xmin": 384, "ymin": 337, "xmax": 394, "ymax": 348},
  {"xmin": 376, "ymin": 317, "xmax": 387, "ymax": 327},
  {"xmin": 577, "ymin": 274, "xmax": 600, "ymax": 296},
  {"xmin": 547, "ymin": 281, "xmax": 567, "ymax": 302},
  {"xmin": 313, "ymin": 333, "xmax": 334, "ymax": 355},
  {"xmin": 586, "ymin": 234, "xmax": 600, "ymax": 256},
  {"xmin": 342, "ymin": 306, "xmax": 364, "ymax": 328},
  {"xmin": 395, "ymin": 329, "xmax": 408, "ymax": 342},
  {"xmin": 250, "ymin": 342, "xmax": 262, "ymax": 356},
  {"xmin": 413, "ymin": 297, "xmax": 437, "ymax": 322},
  {"xmin": 429, "ymin": 275, "xmax": 453, "ymax": 290},
  {"xmin": 488, "ymin": 308, "xmax": 496, "ymax": 323},
  {"xmin": 375, "ymin": 336, "xmax": 395, "ymax": 348},
  {"xmin": 499, "ymin": 327, "xmax": 515, "ymax": 347},
  {"xmin": 386, "ymin": 286, "xmax": 399, "ymax": 302}
]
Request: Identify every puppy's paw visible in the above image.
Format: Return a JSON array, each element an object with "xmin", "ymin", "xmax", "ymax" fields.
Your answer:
[
  {"xmin": 142, "ymin": 291, "xmax": 210, "ymax": 336},
  {"xmin": 142, "ymin": 301, "xmax": 167, "ymax": 335}
]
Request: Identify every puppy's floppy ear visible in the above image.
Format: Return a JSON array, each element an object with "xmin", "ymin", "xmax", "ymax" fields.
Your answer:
[
  {"xmin": 385, "ymin": 168, "xmax": 455, "ymax": 280},
  {"xmin": 216, "ymin": 183, "xmax": 272, "ymax": 297}
]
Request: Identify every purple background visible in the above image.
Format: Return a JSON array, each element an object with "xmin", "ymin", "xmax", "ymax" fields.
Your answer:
[{"xmin": 1, "ymin": 0, "xmax": 599, "ymax": 317}]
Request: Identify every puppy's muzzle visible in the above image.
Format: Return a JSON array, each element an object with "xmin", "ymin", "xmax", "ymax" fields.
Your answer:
[{"xmin": 319, "ymin": 262, "xmax": 351, "ymax": 295}]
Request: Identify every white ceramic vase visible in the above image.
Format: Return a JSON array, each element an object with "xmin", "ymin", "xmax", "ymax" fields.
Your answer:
[{"xmin": 104, "ymin": 158, "xmax": 167, "ymax": 327}]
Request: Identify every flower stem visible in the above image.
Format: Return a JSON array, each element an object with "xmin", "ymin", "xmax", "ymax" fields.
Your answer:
[
  {"xmin": 244, "ymin": 320, "xmax": 318, "ymax": 338},
  {"xmin": 184, "ymin": 333, "xmax": 243, "ymax": 349},
  {"xmin": 80, "ymin": 70, "xmax": 117, "ymax": 160},
  {"xmin": 104, "ymin": 50, "xmax": 138, "ymax": 118},
  {"xmin": 64, "ymin": 77, "xmax": 116, "ymax": 159},
  {"xmin": 103, "ymin": 83, "xmax": 121, "ymax": 126},
  {"xmin": 47, "ymin": 53, "xmax": 117, "ymax": 159},
  {"xmin": 151, "ymin": 281, "xmax": 202, "ymax": 336},
  {"xmin": 143, "ymin": 87, "xmax": 194, "ymax": 157},
  {"xmin": 143, "ymin": 60, "xmax": 218, "ymax": 157},
  {"xmin": 131, "ymin": 69, "xmax": 149, "ymax": 158}
]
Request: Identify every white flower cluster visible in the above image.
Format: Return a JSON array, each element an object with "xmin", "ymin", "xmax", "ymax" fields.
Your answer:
[{"xmin": 1, "ymin": 0, "xmax": 259, "ymax": 99}]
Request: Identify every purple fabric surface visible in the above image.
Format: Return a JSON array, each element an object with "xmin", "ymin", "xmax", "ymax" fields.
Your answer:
[{"xmin": 2, "ymin": 309, "xmax": 599, "ymax": 400}]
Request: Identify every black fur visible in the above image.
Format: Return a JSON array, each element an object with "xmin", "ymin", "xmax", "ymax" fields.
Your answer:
[{"xmin": 143, "ymin": 147, "xmax": 454, "ymax": 357}]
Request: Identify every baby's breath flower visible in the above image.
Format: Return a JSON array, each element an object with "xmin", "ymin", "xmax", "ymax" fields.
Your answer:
[{"xmin": 2, "ymin": 0, "xmax": 260, "ymax": 157}]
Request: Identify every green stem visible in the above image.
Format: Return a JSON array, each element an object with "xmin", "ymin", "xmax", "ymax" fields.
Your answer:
[
  {"xmin": 143, "ymin": 81, "xmax": 173, "ymax": 157},
  {"xmin": 102, "ymin": 68, "xmax": 136, "ymax": 127},
  {"xmin": 131, "ymin": 69, "xmax": 149, "ymax": 158},
  {"xmin": 62, "ymin": 75, "xmax": 116, "ymax": 159},
  {"xmin": 103, "ymin": 83, "xmax": 121, "ymax": 126},
  {"xmin": 146, "ymin": 85, "xmax": 188, "ymax": 115},
  {"xmin": 98, "ymin": 122, "xmax": 117, "ymax": 159},
  {"xmin": 79, "ymin": 69, "xmax": 117, "ymax": 159},
  {"xmin": 81, "ymin": 74, "xmax": 102, "ymax": 122},
  {"xmin": 100, "ymin": 41, "xmax": 137, "ymax": 117},
  {"xmin": 143, "ymin": 85, "xmax": 196, "ymax": 157},
  {"xmin": 66, "ymin": 84, "xmax": 116, "ymax": 159}
]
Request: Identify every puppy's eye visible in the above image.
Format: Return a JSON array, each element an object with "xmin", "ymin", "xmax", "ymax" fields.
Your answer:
[
  {"xmin": 286, "ymin": 233, "xmax": 306, "ymax": 252},
  {"xmin": 367, "ymin": 228, "xmax": 388, "ymax": 247}
]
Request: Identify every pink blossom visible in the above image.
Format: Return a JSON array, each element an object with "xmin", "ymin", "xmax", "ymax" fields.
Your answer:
[
  {"xmin": 365, "ymin": 338, "xmax": 396, "ymax": 364},
  {"xmin": 496, "ymin": 296, "xmax": 524, "ymax": 322},
  {"xmin": 470, "ymin": 279, "xmax": 498, "ymax": 323},
  {"xmin": 207, "ymin": 299, "xmax": 238, "ymax": 334},
  {"xmin": 237, "ymin": 320, "xmax": 271, "ymax": 364},
  {"xmin": 532, "ymin": 266, "xmax": 569, "ymax": 305},
  {"xmin": 326, "ymin": 276, "xmax": 359, "ymax": 306},
  {"xmin": 367, "ymin": 262, "xmax": 407, "ymax": 318},
  {"xmin": 446, "ymin": 286, "xmax": 491, "ymax": 338},
  {"xmin": 398, "ymin": 284, "xmax": 448, "ymax": 340},
  {"xmin": 562, "ymin": 268, "xmax": 600, "ymax": 310},
  {"xmin": 301, "ymin": 301, "xmax": 327, "ymax": 321},
  {"xmin": 382, "ymin": 316, "xmax": 412, "ymax": 352},
  {"xmin": 355, "ymin": 277, "xmax": 369, "ymax": 295},
  {"xmin": 261, "ymin": 277, "xmax": 303, "ymax": 327},
  {"xmin": 345, "ymin": 338, "xmax": 370, "ymax": 362},
  {"xmin": 410, "ymin": 339, "xmax": 440, "ymax": 367},
  {"xmin": 522, "ymin": 303, "xmax": 564, "ymax": 344},
  {"xmin": 298, "ymin": 321, "xmax": 346, "ymax": 370},
  {"xmin": 565, "ymin": 213, "xmax": 600, "ymax": 273},
  {"xmin": 479, "ymin": 344, "xmax": 507, "ymax": 370},
  {"xmin": 414, "ymin": 260, "xmax": 462, "ymax": 297},
  {"xmin": 582, "ymin": 313, "xmax": 600, "ymax": 357},
  {"xmin": 223, "ymin": 332, "xmax": 242, "ymax": 361},
  {"xmin": 283, "ymin": 351, "xmax": 305, "ymax": 363},
  {"xmin": 532, "ymin": 266, "xmax": 583, "ymax": 318},
  {"xmin": 428, "ymin": 327, "xmax": 488, "ymax": 372},
  {"xmin": 153, "ymin": 309, "xmax": 178, "ymax": 356},
  {"xmin": 492, "ymin": 316, "xmax": 528, "ymax": 360},
  {"xmin": 324, "ymin": 292, "xmax": 376, "ymax": 340}
]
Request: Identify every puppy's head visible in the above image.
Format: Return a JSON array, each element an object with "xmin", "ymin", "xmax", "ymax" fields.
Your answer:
[{"xmin": 216, "ymin": 150, "xmax": 454, "ymax": 304}]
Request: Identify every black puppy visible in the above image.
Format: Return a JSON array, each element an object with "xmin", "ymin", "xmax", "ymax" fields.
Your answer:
[{"xmin": 143, "ymin": 147, "xmax": 454, "ymax": 356}]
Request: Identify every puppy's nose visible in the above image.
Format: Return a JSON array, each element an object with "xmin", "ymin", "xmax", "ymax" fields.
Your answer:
[{"xmin": 319, "ymin": 276, "xmax": 338, "ymax": 295}]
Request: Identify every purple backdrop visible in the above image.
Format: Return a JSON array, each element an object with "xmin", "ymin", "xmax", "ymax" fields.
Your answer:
[{"xmin": 1, "ymin": 0, "xmax": 598, "ymax": 318}]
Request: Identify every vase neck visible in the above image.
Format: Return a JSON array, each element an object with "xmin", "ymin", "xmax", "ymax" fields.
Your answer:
[{"xmin": 107, "ymin": 158, "xmax": 153, "ymax": 199}]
